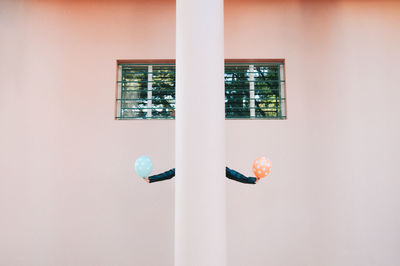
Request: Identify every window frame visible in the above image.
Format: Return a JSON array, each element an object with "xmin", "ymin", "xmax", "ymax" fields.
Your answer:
[{"xmin": 115, "ymin": 59, "xmax": 286, "ymax": 120}]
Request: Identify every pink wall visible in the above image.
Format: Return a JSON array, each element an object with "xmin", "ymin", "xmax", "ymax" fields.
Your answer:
[{"xmin": 1, "ymin": 0, "xmax": 400, "ymax": 265}]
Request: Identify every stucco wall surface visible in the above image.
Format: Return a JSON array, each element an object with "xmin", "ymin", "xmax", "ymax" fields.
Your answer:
[{"xmin": 1, "ymin": 0, "xmax": 400, "ymax": 265}]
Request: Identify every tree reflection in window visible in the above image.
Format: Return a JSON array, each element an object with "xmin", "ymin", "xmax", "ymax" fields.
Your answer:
[
  {"xmin": 119, "ymin": 64, "xmax": 175, "ymax": 119},
  {"xmin": 225, "ymin": 63, "xmax": 282, "ymax": 119}
]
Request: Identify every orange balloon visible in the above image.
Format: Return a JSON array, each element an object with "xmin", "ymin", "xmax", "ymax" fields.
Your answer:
[{"xmin": 252, "ymin": 156, "xmax": 272, "ymax": 179}]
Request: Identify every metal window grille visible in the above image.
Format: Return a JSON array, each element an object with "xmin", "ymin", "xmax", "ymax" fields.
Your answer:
[{"xmin": 116, "ymin": 62, "xmax": 286, "ymax": 120}]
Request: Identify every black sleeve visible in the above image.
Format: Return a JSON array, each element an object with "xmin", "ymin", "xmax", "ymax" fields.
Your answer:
[
  {"xmin": 225, "ymin": 167, "xmax": 257, "ymax": 184},
  {"xmin": 148, "ymin": 168, "xmax": 175, "ymax": 183}
]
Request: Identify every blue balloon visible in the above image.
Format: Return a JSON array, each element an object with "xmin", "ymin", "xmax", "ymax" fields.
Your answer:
[{"xmin": 135, "ymin": 156, "xmax": 153, "ymax": 178}]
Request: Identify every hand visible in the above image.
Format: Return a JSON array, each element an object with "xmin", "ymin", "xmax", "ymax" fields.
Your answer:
[{"xmin": 144, "ymin": 177, "xmax": 150, "ymax": 183}]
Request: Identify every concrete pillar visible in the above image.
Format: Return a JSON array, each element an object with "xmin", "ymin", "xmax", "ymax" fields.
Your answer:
[{"xmin": 175, "ymin": 0, "xmax": 226, "ymax": 265}]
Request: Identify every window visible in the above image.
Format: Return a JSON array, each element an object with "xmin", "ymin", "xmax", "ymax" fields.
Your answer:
[
  {"xmin": 116, "ymin": 63, "xmax": 176, "ymax": 119},
  {"xmin": 116, "ymin": 60, "xmax": 286, "ymax": 119}
]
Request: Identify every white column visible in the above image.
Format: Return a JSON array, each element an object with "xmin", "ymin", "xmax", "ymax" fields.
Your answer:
[
  {"xmin": 249, "ymin": 65, "xmax": 255, "ymax": 118},
  {"xmin": 147, "ymin": 65, "xmax": 152, "ymax": 118},
  {"xmin": 175, "ymin": 0, "xmax": 226, "ymax": 265}
]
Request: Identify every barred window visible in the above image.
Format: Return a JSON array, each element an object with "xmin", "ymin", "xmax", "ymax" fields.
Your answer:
[{"xmin": 116, "ymin": 61, "xmax": 285, "ymax": 119}]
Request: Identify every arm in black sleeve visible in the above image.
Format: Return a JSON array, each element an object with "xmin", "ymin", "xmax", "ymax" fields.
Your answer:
[
  {"xmin": 225, "ymin": 167, "xmax": 257, "ymax": 184},
  {"xmin": 148, "ymin": 168, "xmax": 175, "ymax": 183},
  {"xmin": 147, "ymin": 167, "xmax": 256, "ymax": 184}
]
